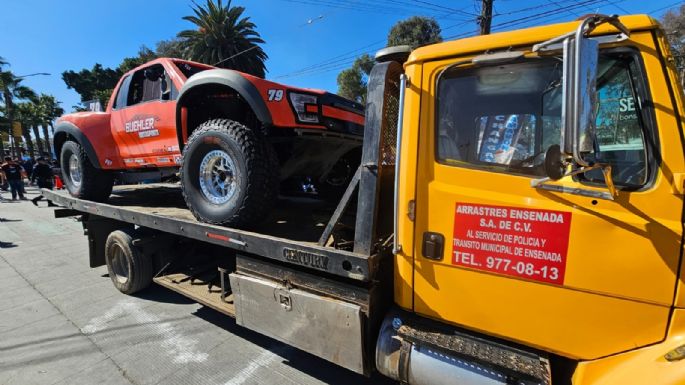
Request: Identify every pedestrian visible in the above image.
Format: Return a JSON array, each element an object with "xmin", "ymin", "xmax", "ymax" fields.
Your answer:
[
  {"xmin": 0, "ymin": 166, "xmax": 5, "ymax": 202},
  {"xmin": 19, "ymin": 155, "xmax": 33, "ymax": 194},
  {"xmin": 31, "ymin": 157, "xmax": 56, "ymax": 206},
  {"xmin": 1, "ymin": 156, "xmax": 27, "ymax": 200}
]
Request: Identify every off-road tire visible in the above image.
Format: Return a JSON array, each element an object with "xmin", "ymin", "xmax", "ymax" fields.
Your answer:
[
  {"xmin": 180, "ymin": 119, "xmax": 278, "ymax": 228},
  {"xmin": 60, "ymin": 140, "xmax": 113, "ymax": 202},
  {"xmin": 104, "ymin": 229, "xmax": 153, "ymax": 294}
]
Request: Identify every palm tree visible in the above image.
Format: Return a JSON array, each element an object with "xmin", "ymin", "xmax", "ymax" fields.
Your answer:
[
  {"xmin": 0, "ymin": 58, "xmax": 9, "ymax": 154},
  {"xmin": 36, "ymin": 94, "xmax": 63, "ymax": 158},
  {"xmin": 178, "ymin": 0, "xmax": 268, "ymax": 77},
  {"xmin": 14, "ymin": 102, "xmax": 40, "ymax": 158},
  {"xmin": 0, "ymin": 71, "xmax": 36, "ymax": 156}
]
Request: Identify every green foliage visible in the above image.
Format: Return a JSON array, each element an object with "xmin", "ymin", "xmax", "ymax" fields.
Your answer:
[
  {"xmin": 156, "ymin": 38, "xmax": 186, "ymax": 58},
  {"xmin": 118, "ymin": 46, "xmax": 158, "ymax": 73},
  {"xmin": 177, "ymin": 0, "xmax": 268, "ymax": 77},
  {"xmin": 387, "ymin": 16, "xmax": 442, "ymax": 50},
  {"xmin": 61, "ymin": 1, "xmax": 268, "ymax": 112},
  {"xmin": 93, "ymin": 88, "xmax": 114, "ymax": 109},
  {"xmin": 0, "ymin": 71, "xmax": 37, "ymax": 115},
  {"xmin": 336, "ymin": 54, "xmax": 374, "ymax": 104},
  {"xmin": 662, "ymin": 4, "xmax": 685, "ymax": 73},
  {"xmin": 337, "ymin": 16, "xmax": 443, "ymax": 104},
  {"xmin": 62, "ymin": 64, "xmax": 120, "ymax": 103}
]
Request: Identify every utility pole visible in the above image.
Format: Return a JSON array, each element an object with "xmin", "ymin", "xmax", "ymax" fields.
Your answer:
[{"xmin": 479, "ymin": 0, "xmax": 493, "ymax": 35}]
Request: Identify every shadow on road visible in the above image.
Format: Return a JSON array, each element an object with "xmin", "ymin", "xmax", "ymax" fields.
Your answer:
[
  {"xmin": 0, "ymin": 241, "xmax": 17, "ymax": 248},
  {"xmin": 134, "ymin": 284, "xmax": 197, "ymax": 305}
]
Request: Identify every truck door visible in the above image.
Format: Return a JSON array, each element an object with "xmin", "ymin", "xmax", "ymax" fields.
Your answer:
[
  {"xmin": 411, "ymin": 40, "xmax": 684, "ymax": 360},
  {"xmin": 110, "ymin": 63, "xmax": 178, "ymax": 167}
]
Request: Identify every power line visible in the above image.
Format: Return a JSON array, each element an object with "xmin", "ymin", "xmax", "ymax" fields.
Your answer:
[
  {"xmin": 271, "ymin": 0, "xmax": 654, "ymax": 81},
  {"xmin": 648, "ymin": 1, "xmax": 684, "ymax": 15},
  {"xmin": 276, "ymin": 0, "xmax": 577, "ymax": 79},
  {"xmin": 272, "ymin": 1, "xmax": 474, "ymax": 79},
  {"xmin": 445, "ymin": 0, "xmax": 607, "ymax": 39}
]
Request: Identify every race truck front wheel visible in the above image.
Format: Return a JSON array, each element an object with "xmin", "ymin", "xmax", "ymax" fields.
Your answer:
[
  {"xmin": 180, "ymin": 119, "xmax": 278, "ymax": 228},
  {"xmin": 60, "ymin": 140, "xmax": 113, "ymax": 202}
]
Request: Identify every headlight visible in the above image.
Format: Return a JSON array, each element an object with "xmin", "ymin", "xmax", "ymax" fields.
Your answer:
[{"xmin": 289, "ymin": 93, "xmax": 319, "ymax": 123}]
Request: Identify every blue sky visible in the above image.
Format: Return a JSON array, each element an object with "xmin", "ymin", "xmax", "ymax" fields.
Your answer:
[{"xmin": 0, "ymin": 0, "xmax": 681, "ymax": 112}]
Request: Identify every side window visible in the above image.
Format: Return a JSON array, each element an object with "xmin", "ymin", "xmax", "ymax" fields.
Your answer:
[
  {"xmin": 112, "ymin": 75, "xmax": 130, "ymax": 110},
  {"xmin": 582, "ymin": 58, "xmax": 648, "ymax": 186},
  {"xmin": 436, "ymin": 60, "xmax": 562, "ymax": 173},
  {"xmin": 126, "ymin": 65, "xmax": 166, "ymax": 107},
  {"xmin": 435, "ymin": 52, "xmax": 651, "ymax": 187}
]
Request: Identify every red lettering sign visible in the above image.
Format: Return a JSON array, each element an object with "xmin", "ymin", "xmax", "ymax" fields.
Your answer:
[{"xmin": 451, "ymin": 202, "xmax": 572, "ymax": 285}]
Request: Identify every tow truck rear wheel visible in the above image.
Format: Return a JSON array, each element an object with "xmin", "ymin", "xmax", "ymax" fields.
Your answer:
[
  {"xmin": 104, "ymin": 229, "xmax": 153, "ymax": 294},
  {"xmin": 180, "ymin": 119, "xmax": 278, "ymax": 228},
  {"xmin": 60, "ymin": 140, "xmax": 114, "ymax": 202}
]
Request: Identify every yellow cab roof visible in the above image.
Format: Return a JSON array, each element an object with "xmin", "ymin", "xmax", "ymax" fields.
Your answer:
[{"xmin": 406, "ymin": 14, "xmax": 660, "ymax": 65}]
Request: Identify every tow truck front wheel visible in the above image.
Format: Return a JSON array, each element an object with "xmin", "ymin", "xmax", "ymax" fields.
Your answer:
[
  {"xmin": 60, "ymin": 140, "xmax": 113, "ymax": 202},
  {"xmin": 180, "ymin": 119, "xmax": 278, "ymax": 228}
]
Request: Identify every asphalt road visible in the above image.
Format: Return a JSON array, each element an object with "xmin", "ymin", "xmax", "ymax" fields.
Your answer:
[{"xmin": 0, "ymin": 186, "xmax": 394, "ymax": 385}]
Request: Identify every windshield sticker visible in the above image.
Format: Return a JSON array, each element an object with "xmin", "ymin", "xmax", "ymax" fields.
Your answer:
[
  {"xmin": 451, "ymin": 202, "xmax": 571, "ymax": 285},
  {"xmin": 125, "ymin": 114, "xmax": 160, "ymax": 139}
]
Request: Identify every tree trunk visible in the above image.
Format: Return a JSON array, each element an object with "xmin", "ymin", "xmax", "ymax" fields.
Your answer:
[
  {"xmin": 21, "ymin": 125, "xmax": 35, "ymax": 158},
  {"xmin": 0, "ymin": 126, "xmax": 5, "ymax": 156},
  {"xmin": 5, "ymin": 91, "xmax": 21, "ymax": 158},
  {"xmin": 31, "ymin": 123, "xmax": 44, "ymax": 156},
  {"xmin": 42, "ymin": 122, "xmax": 52, "ymax": 158}
]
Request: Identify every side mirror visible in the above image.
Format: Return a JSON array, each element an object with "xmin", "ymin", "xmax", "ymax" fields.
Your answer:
[
  {"xmin": 534, "ymin": 15, "xmax": 627, "ymax": 200},
  {"xmin": 561, "ymin": 22, "xmax": 599, "ymax": 168}
]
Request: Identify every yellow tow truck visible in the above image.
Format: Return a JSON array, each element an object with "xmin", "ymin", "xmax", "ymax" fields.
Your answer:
[{"xmin": 45, "ymin": 13, "xmax": 685, "ymax": 384}]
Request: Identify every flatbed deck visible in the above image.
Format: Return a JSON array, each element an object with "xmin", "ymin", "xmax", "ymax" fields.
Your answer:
[{"xmin": 43, "ymin": 185, "xmax": 375, "ymax": 281}]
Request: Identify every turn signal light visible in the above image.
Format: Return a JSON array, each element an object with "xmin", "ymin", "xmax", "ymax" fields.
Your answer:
[{"xmin": 664, "ymin": 345, "xmax": 685, "ymax": 361}]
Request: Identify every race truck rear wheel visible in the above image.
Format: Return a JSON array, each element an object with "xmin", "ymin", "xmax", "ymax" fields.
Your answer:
[
  {"xmin": 180, "ymin": 119, "xmax": 278, "ymax": 228},
  {"xmin": 60, "ymin": 140, "xmax": 114, "ymax": 202}
]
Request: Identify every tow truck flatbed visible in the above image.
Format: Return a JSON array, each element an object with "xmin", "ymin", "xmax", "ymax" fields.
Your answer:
[{"xmin": 42, "ymin": 184, "xmax": 376, "ymax": 282}]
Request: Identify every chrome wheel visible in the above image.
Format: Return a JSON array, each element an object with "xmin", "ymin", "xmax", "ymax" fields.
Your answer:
[
  {"xmin": 110, "ymin": 244, "xmax": 129, "ymax": 284},
  {"xmin": 68, "ymin": 153, "xmax": 82, "ymax": 188},
  {"xmin": 199, "ymin": 150, "xmax": 238, "ymax": 205}
]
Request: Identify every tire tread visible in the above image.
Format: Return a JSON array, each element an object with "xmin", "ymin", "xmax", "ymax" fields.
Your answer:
[{"xmin": 180, "ymin": 119, "xmax": 278, "ymax": 228}]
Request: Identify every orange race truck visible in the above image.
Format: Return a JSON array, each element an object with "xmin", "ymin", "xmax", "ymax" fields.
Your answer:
[
  {"xmin": 54, "ymin": 58, "xmax": 364, "ymax": 227},
  {"xmin": 44, "ymin": 14, "xmax": 685, "ymax": 385}
]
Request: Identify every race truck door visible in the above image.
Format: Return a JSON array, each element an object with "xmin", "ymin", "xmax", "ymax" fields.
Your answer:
[
  {"xmin": 411, "ymin": 35, "xmax": 684, "ymax": 360},
  {"xmin": 110, "ymin": 63, "xmax": 178, "ymax": 167}
]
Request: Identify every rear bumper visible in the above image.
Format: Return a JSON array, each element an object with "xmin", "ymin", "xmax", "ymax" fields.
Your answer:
[{"xmin": 376, "ymin": 310, "xmax": 552, "ymax": 385}]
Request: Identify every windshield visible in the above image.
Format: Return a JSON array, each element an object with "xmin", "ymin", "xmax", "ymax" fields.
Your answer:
[{"xmin": 436, "ymin": 52, "xmax": 648, "ymax": 187}]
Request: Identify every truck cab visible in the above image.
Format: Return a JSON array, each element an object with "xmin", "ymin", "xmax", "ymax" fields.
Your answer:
[{"xmin": 379, "ymin": 14, "xmax": 685, "ymax": 384}]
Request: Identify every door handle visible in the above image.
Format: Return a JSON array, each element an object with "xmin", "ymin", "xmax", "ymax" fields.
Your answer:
[{"xmin": 422, "ymin": 232, "xmax": 444, "ymax": 261}]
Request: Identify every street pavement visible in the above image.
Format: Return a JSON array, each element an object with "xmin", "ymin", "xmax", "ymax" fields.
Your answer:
[{"xmin": 0, "ymin": 186, "xmax": 394, "ymax": 385}]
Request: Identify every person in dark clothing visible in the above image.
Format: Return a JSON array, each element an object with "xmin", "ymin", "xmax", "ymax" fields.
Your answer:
[
  {"xmin": 1, "ymin": 156, "xmax": 27, "ymax": 200},
  {"xmin": 20, "ymin": 157, "xmax": 34, "ymax": 180},
  {"xmin": 31, "ymin": 157, "xmax": 56, "ymax": 206}
]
